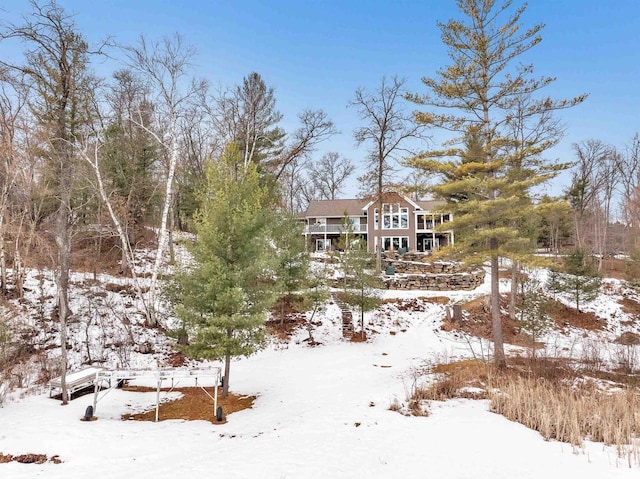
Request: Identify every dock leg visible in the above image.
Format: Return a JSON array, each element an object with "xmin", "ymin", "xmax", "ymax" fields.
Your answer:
[{"xmin": 155, "ymin": 379, "xmax": 161, "ymax": 422}]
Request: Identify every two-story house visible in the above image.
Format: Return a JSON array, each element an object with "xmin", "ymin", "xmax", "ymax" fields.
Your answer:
[{"xmin": 301, "ymin": 191, "xmax": 454, "ymax": 253}]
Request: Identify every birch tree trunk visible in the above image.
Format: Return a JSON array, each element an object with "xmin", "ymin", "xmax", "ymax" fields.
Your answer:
[
  {"xmin": 147, "ymin": 117, "xmax": 179, "ymax": 325},
  {"xmin": 124, "ymin": 34, "xmax": 204, "ymax": 327}
]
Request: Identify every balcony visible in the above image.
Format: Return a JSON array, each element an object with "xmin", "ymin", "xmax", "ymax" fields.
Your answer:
[{"xmin": 303, "ymin": 223, "xmax": 368, "ymax": 234}]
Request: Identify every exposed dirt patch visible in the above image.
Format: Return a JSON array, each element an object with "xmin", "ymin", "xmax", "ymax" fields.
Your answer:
[
  {"xmin": 267, "ymin": 294, "xmax": 307, "ymax": 339},
  {"xmin": 615, "ymin": 331, "xmax": 640, "ymax": 345},
  {"xmin": 446, "ymin": 295, "xmax": 605, "ymax": 344},
  {"xmin": 350, "ymin": 330, "xmax": 368, "ymax": 342},
  {"xmin": 549, "ymin": 299, "xmax": 605, "ymax": 331},
  {"xmin": 601, "ymin": 257, "xmax": 627, "ymax": 280},
  {"xmin": 382, "ymin": 296, "xmax": 449, "ymax": 307},
  {"xmin": 120, "ymin": 386, "xmax": 255, "ymax": 423},
  {"xmin": 443, "ymin": 295, "xmax": 527, "ymax": 346},
  {"xmin": 619, "ymin": 296, "xmax": 640, "ymax": 317},
  {"xmin": 167, "ymin": 351, "xmax": 188, "ymax": 367},
  {"xmin": 382, "ymin": 296, "xmax": 449, "ymax": 312},
  {"xmin": 0, "ymin": 453, "xmax": 62, "ymax": 464}
]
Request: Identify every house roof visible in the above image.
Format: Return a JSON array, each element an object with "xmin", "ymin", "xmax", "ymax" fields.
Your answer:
[
  {"xmin": 302, "ymin": 197, "xmax": 449, "ymax": 218},
  {"xmin": 416, "ymin": 199, "xmax": 447, "ymax": 212},
  {"xmin": 303, "ymin": 199, "xmax": 368, "ymax": 218},
  {"xmin": 361, "ymin": 191, "xmax": 422, "ymax": 211}
]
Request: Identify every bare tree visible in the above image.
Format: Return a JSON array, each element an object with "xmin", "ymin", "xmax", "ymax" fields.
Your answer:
[
  {"xmin": 308, "ymin": 152, "xmax": 355, "ymax": 200},
  {"xmin": 271, "ymin": 109, "xmax": 336, "ymax": 182},
  {"xmin": 350, "ymin": 75, "xmax": 427, "ymax": 269},
  {"xmin": 0, "ymin": 0, "xmax": 98, "ymax": 404},
  {"xmin": 504, "ymin": 93, "xmax": 564, "ymax": 319},
  {"xmin": 0, "ymin": 72, "xmax": 29, "ymax": 294},
  {"xmin": 124, "ymin": 33, "xmax": 207, "ymax": 326},
  {"xmin": 280, "ymin": 156, "xmax": 309, "ymax": 213},
  {"xmin": 615, "ymin": 134, "xmax": 640, "ymax": 251},
  {"xmin": 75, "ymin": 137, "xmax": 152, "ymax": 325},
  {"xmin": 567, "ymin": 140, "xmax": 619, "ymax": 270}
]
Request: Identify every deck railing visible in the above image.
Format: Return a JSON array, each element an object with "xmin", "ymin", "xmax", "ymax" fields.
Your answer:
[{"xmin": 303, "ymin": 224, "xmax": 368, "ymax": 234}]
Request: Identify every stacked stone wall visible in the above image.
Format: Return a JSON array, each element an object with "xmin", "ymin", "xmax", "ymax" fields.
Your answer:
[{"xmin": 382, "ymin": 253, "xmax": 485, "ymax": 291}]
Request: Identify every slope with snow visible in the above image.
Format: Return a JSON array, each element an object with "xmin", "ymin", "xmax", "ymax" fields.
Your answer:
[{"xmin": 1, "ymin": 266, "xmax": 638, "ymax": 478}]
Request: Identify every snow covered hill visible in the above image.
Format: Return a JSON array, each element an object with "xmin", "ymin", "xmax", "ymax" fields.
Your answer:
[{"xmin": 1, "ymin": 261, "xmax": 640, "ymax": 477}]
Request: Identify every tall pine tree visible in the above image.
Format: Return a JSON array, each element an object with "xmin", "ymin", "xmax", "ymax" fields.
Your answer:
[{"xmin": 407, "ymin": 0, "xmax": 586, "ymax": 367}]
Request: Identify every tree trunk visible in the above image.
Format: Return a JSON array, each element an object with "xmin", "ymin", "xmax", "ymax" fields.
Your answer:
[
  {"xmin": 223, "ymin": 353, "xmax": 231, "ymax": 398},
  {"xmin": 78, "ymin": 144, "xmax": 151, "ymax": 323},
  {"xmin": 509, "ymin": 260, "xmax": 518, "ymax": 320},
  {"xmin": 0, "ymin": 205, "xmax": 6, "ymax": 295},
  {"xmin": 168, "ymin": 203, "xmax": 175, "ymax": 264},
  {"xmin": 148, "ymin": 115, "xmax": 179, "ymax": 327},
  {"xmin": 375, "ymin": 195, "xmax": 382, "ymax": 271},
  {"xmin": 56, "ymin": 159, "xmax": 72, "ymax": 405},
  {"xmin": 491, "ymin": 254, "xmax": 506, "ymax": 368}
]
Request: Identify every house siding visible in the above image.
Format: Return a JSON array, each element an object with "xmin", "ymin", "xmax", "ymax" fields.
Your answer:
[{"xmin": 302, "ymin": 192, "xmax": 452, "ymax": 253}]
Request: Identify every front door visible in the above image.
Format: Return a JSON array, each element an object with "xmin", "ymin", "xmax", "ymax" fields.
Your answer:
[
  {"xmin": 423, "ymin": 238, "xmax": 439, "ymax": 251},
  {"xmin": 316, "ymin": 238, "xmax": 330, "ymax": 252}
]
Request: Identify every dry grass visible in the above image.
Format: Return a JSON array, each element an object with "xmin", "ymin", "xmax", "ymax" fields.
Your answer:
[
  {"xmin": 410, "ymin": 358, "xmax": 640, "ymax": 466},
  {"xmin": 427, "ymin": 359, "xmax": 491, "ymax": 400},
  {"xmin": 488, "ymin": 376, "xmax": 640, "ymax": 449}
]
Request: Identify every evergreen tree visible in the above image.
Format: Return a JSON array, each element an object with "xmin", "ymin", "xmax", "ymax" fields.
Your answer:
[
  {"xmin": 169, "ymin": 144, "xmax": 277, "ymax": 397},
  {"xmin": 535, "ymin": 196, "xmax": 572, "ymax": 256},
  {"xmin": 301, "ymin": 268, "xmax": 330, "ymax": 344},
  {"xmin": 518, "ymin": 274, "xmax": 551, "ymax": 361},
  {"xmin": 103, "ymin": 69, "xmax": 160, "ymax": 239},
  {"xmin": 407, "ymin": 0, "xmax": 586, "ymax": 367},
  {"xmin": 552, "ymin": 248, "xmax": 601, "ymax": 313},
  {"xmin": 340, "ymin": 237, "xmax": 382, "ymax": 340},
  {"xmin": 271, "ymin": 214, "xmax": 309, "ymax": 326}
]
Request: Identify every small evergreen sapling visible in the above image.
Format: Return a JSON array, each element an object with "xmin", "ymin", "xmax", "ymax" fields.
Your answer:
[
  {"xmin": 518, "ymin": 274, "xmax": 552, "ymax": 361},
  {"xmin": 340, "ymin": 237, "xmax": 382, "ymax": 340},
  {"xmin": 551, "ymin": 249, "xmax": 601, "ymax": 313}
]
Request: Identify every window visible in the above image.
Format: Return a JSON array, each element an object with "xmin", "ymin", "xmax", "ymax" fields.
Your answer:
[
  {"xmin": 377, "ymin": 236, "xmax": 409, "ymax": 252},
  {"xmin": 316, "ymin": 238, "xmax": 331, "ymax": 251},
  {"xmin": 374, "ymin": 204, "xmax": 409, "ymax": 230},
  {"xmin": 417, "ymin": 213, "xmax": 434, "ymax": 230},
  {"xmin": 422, "ymin": 237, "xmax": 440, "ymax": 251}
]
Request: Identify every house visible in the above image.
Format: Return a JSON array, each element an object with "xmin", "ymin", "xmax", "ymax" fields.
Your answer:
[{"xmin": 301, "ymin": 191, "xmax": 454, "ymax": 253}]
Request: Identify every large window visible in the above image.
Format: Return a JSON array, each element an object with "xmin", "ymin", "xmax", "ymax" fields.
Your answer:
[
  {"xmin": 417, "ymin": 213, "xmax": 451, "ymax": 230},
  {"xmin": 376, "ymin": 236, "xmax": 409, "ymax": 252},
  {"xmin": 374, "ymin": 203, "xmax": 408, "ymax": 230}
]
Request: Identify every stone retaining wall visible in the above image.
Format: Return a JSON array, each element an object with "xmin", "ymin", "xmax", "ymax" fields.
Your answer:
[
  {"xmin": 383, "ymin": 271, "xmax": 485, "ymax": 291},
  {"xmin": 382, "ymin": 254, "xmax": 485, "ymax": 291}
]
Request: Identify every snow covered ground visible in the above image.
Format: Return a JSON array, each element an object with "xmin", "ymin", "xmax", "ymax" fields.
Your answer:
[{"xmin": 1, "ymin": 268, "xmax": 639, "ymax": 478}]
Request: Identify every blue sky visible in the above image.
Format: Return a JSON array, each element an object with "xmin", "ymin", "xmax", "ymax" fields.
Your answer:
[{"xmin": 2, "ymin": 0, "xmax": 640, "ymax": 197}]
